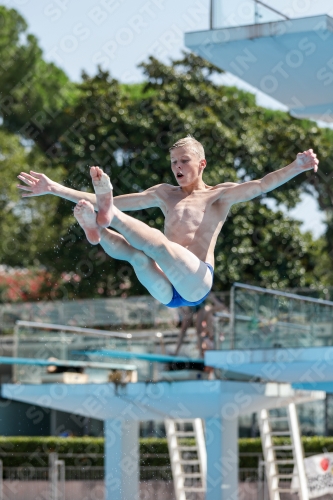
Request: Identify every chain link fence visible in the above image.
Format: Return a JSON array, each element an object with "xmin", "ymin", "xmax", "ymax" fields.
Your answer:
[{"xmin": 0, "ymin": 452, "xmax": 269, "ymax": 500}]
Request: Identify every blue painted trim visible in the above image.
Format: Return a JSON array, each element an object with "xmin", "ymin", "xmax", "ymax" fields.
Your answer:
[
  {"xmin": 72, "ymin": 350, "xmax": 205, "ymax": 364},
  {"xmin": 0, "ymin": 356, "xmax": 136, "ymax": 371}
]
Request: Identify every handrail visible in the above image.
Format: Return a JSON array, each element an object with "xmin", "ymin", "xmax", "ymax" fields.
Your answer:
[
  {"xmin": 210, "ymin": 0, "xmax": 290, "ymax": 31},
  {"xmin": 233, "ymin": 283, "xmax": 333, "ymax": 306},
  {"xmin": 16, "ymin": 320, "xmax": 132, "ymax": 339},
  {"xmin": 227, "ymin": 283, "xmax": 333, "ymax": 350},
  {"xmin": 254, "ymin": 0, "xmax": 290, "ymax": 21},
  {"xmin": 15, "ymin": 320, "xmax": 166, "ymax": 340}
]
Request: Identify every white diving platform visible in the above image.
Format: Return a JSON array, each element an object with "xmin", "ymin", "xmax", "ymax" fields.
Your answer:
[
  {"xmin": 2, "ymin": 380, "xmax": 324, "ymax": 500},
  {"xmin": 206, "ymin": 346, "xmax": 333, "ymax": 383},
  {"xmin": 185, "ymin": 14, "xmax": 333, "ymax": 122}
]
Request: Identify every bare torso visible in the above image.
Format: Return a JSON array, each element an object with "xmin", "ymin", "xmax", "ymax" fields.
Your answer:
[{"xmin": 156, "ymin": 183, "xmax": 233, "ymax": 267}]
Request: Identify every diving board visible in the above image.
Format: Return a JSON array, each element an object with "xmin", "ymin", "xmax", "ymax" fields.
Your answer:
[
  {"xmin": 205, "ymin": 346, "xmax": 333, "ymax": 383},
  {"xmin": 0, "ymin": 356, "xmax": 136, "ymax": 371},
  {"xmin": 72, "ymin": 349, "xmax": 204, "ymax": 364}
]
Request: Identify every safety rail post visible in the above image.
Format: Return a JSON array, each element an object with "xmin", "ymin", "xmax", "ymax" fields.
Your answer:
[
  {"xmin": 258, "ymin": 459, "xmax": 268, "ymax": 500},
  {"xmin": 49, "ymin": 453, "xmax": 65, "ymax": 500},
  {"xmin": 254, "ymin": 0, "xmax": 259, "ymax": 23},
  {"xmin": 56, "ymin": 459, "xmax": 65, "ymax": 500},
  {"xmin": 49, "ymin": 452, "xmax": 57, "ymax": 500},
  {"xmin": 230, "ymin": 284, "xmax": 235, "ymax": 349},
  {"xmin": 288, "ymin": 403, "xmax": 309, "ymax": 500},
  {"xmin": 13, "ymin": 323, "xmax": 19, "ymax": 383}
]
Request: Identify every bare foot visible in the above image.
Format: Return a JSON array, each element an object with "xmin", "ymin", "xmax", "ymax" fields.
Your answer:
[
  {"xmin": 90, "ymin": 166, "xmax": 113, "ymax": 228},
  {"xmin": 74, "ymin": 200, "xmax": 101, "ymax": 245}
]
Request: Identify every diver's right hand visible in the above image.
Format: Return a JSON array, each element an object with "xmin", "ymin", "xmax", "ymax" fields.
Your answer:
[{"xmin": 17, "ymin": 171, "xmax": 55, "ymax": 197}]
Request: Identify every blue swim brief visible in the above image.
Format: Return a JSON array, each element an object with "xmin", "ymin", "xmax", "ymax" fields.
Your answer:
[{"xmin": 164, "ymin": 263, "xmax": 214, "ymax": 309}]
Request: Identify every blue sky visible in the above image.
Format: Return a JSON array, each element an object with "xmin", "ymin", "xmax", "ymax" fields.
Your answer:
[{"xmin": 4, "ymin": 0, "xmax": 332, "ymax": 237}]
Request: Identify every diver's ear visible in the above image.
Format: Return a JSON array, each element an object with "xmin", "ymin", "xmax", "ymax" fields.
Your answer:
[{"xmin": 200, "ymin": 159, "xmax": 207, "ymax": 172}]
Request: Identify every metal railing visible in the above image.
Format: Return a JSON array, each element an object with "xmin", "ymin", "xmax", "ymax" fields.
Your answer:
[
  {"xmin": 217, "ymin": 282, "xmax": 333, "ymax": 350},
  {"xmin": 253, "ymin": 0, "xmax": 289, "ymax": 23},
  {"xmin": 3, "ymin": 467, "xmax": 49, "ymax": 481},
  {"xmin": 0, "ymin": 296, "xmax": 178, "ymax": 332},
  {"xmin": 210, "ymin": 0, "xmax": 291, "ymax": 29},
  {"xmin": 0, "ymin": 464, "xmax": 261, "ymax": 480},
  {"xmin": 13, "ymin": 320, "xmax": 207, "ymax": 383}
]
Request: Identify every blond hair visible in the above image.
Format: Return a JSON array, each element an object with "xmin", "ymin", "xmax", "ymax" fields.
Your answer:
[{"xmin": 169, "ymin": 135, "xmax": 205, "ymax": 160}]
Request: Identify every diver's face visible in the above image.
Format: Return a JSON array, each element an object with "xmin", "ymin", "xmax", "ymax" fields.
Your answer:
[{"xmin": 171, "ymin": 146, "xmax": 205, "ymax": 186}]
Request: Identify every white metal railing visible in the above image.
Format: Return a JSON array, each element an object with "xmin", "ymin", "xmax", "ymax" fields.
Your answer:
[
  {"xmin": 13, "ymin": 320, "xmax": 163, "ymax": 384},
  {"xmin": 210, "ymin": 0, "xmax": 291, "ymax": 29},
  {"xmin": 15, "ymin": 320, "xmax": 206, "ymax": 383},
  {"xmin": 259, "ymin": 405, "xmax": 309, "ymax": 500},
  {"xmin": 166, "ymin": 419, "xmax": 206, "ymax": 499},
  {"xmin": 16, "ymin": 320, "xmax": 132, "ymax": 339},
  {"xmin": 253, "ymin": 0, "xmax": 289, "ymax": 23}
]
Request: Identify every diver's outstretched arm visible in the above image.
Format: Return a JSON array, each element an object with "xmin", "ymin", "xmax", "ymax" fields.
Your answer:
[
  {"xmin": 221, "ymin": 149, "xmax": 319, "ymax": 205},
  {"xmin": 17, "ymin": 170, "xmax": 163, "ymax": 212},
  {"xmin": 17, "ymin": 171, "xmax": 98, "ymax": 207}
]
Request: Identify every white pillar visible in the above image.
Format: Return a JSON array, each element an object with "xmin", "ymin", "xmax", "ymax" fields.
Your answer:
[
  {"xmin": 205, "ymin": 417, "xmax": 238, "ymax": 500},
  {"xmin": 212, "ymin": 0, "xmax": 224, "ymax": 29},
  {"xmin": 104, "ymin": 419, "xmax": 139, "ymax": 500}
]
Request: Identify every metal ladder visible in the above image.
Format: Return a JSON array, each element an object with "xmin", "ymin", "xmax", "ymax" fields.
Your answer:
[
  {"xmin": 165, "ymin": 418, "xmax": 207, "ymax": 500},
  {"xmin": 259, "ymin": 403, "xmax": 309, "ymax": 500}
]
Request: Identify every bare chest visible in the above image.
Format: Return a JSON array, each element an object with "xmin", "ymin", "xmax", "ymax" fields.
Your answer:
[
  {"xmin": 170, "ymin": 199, "xmax": 205, "ymax": 222},
  {"xmin": 163, "ymin": 191, "xmax": 221, "ymax": 234}
]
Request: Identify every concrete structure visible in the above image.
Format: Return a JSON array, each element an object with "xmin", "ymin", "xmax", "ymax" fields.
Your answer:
[
  {"xmin": 185, "ymin": 11, "xmax": 333, "ymax": 122},
  {"xmin": 206, "ymin": 346, "xmax": 333, "ymax": 383},
  {"xmin": 2, "ymin": 380, "xmax": 323, "ymax": 500},
  {"xmin": 5, "ymin": 287, "xmax": 333, "ymax": 499}
]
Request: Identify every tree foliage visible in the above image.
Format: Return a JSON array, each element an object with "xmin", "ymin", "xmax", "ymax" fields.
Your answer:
[
  {"xmin": 0, "ymin": 6, "xmax": 76, "ymax": 150},
  {"xmin": 0, "ymin": 128, "xmax": 64, "ymax": 268},
  {"xmin": 0, "ymin": 6, "xmax": 332, "ymax": 299}
]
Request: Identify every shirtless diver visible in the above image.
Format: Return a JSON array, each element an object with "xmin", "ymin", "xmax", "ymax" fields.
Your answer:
[{"xmin": 17, "ymin": 136, "xmax": 319, "ymax": 308}]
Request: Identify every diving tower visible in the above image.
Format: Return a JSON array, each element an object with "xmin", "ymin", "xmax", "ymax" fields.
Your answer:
[
  {"xmin": 2, "ymin": 380, "xmax": 323, "ymax": 500},
  {"xmin": 185, "ymin": 1, "xmax": 333, "ymax": 122},
  {"xmin": 2, "ymin": 282, "xmax": 333, "ymax": 499}
]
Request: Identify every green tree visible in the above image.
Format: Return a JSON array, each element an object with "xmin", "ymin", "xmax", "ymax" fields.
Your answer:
[
  {"xmin": 0, "ymin": 128, "xmax": 65, "ymax": 268},
  {"xmin": 0, "ymin": 6, "xmax": 76, "ymax": 150}
]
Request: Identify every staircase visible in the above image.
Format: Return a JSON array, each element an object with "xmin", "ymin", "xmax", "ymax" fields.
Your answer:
[
  {"xmin": 165, "ymin": 419, "xmax": 207, "ymax": 500},
  {"xmin": 258, "ymin": 403, "xmax": 309, "ymax": 500}
]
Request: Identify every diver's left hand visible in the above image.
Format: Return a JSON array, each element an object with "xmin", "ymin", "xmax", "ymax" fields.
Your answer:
[{"xmin": 295, "ymin": 149, "xmax": 319, "ymax": 172}]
